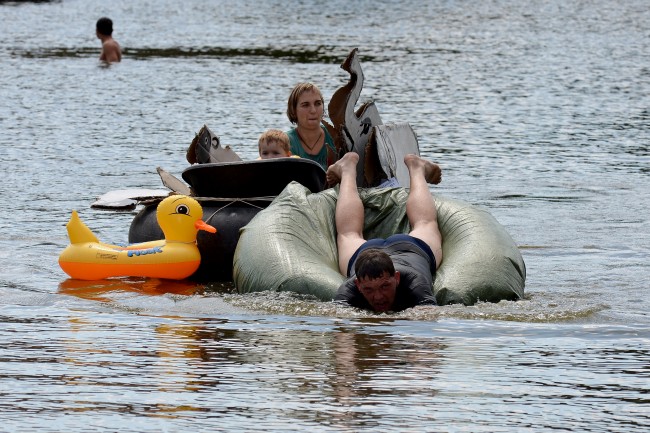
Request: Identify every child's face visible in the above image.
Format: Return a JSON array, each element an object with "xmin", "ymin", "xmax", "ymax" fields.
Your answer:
[{"xmin": 259, "ymin": 140, "xmax": 289, "ymax": 159}]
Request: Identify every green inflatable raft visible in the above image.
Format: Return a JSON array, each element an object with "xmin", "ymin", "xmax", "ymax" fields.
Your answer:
[{"xmin": 233, "ymin": 182, "xmax": 526, "ymax": 306}]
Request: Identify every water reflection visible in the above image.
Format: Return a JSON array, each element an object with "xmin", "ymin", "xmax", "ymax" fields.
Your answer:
[
  {"xmin": 179, "ymin": 320, "xmax": 448, "ymax": 428},
  {"xmin": 2, "ymin": 306, "xmax": 648, "ymax": 430},
  {"xmin": 58, "ymin": 277, "xmax": 202, "ymax": 302},
  {"xmin": 25, "ymin": 314, "xmax": 445, "ymax": 428},
  {"xmin": 330, "ymin": 324, "xmax": 445, "ymax": 426}
]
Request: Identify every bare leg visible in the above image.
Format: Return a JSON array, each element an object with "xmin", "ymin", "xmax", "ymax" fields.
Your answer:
[
  {"xmin": 404, "ymin": 154, "xmax": 443, "ymax": 269},
  {"xmin": 327, "ymin": 152, "xmax": 367, "ymax": 275}
]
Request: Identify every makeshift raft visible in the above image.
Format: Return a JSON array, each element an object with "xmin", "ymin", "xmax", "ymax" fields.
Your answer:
[
  {"xmin": 124, "ymin": 47, "xmax": 526, "ymax": 305},
  {"xmin": 128, "ymin": 158, "xmax": 327, "ymax": 281},
  {"xmin": 127, "ymin": 48, "xmax": 416, "ymax": 282},
  {"xmin": 233, "ymin": 183, "xmax": 526, "ymax": 306}
]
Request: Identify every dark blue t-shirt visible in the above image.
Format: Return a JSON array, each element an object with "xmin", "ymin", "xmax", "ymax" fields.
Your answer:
[{"xmin": 334, "ymin": 235, "xmax": 437, "ymax": 312}]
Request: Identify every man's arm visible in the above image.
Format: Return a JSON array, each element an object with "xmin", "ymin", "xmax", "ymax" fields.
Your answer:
[
  {"xmin": 334, "ymin": 278, "xmax": 372, "ymax": 310},
  {"xmin": 397, "ymin": 269, "xmax": 437, "ymax": 308}
]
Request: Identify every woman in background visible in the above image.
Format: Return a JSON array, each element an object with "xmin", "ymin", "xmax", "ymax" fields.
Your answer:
[{"xmin": 286, "ymin": 82, "xmax": 337, "ymax": 169}]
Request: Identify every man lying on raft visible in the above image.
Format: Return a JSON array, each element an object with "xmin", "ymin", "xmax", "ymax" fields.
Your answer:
[{"xmin": 327, "ymin": 152, "xmax": 443, "ymax": 312}]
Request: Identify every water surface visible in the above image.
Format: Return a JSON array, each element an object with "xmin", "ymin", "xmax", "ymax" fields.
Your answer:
[{"xmin": 1, "ymin": 0, "xmax": 649, "ymax": 431}]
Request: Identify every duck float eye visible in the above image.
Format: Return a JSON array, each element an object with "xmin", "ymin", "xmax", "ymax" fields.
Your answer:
[{"xmin": 175, "ymin": 204, "xmax": 190, "ymax": 215}]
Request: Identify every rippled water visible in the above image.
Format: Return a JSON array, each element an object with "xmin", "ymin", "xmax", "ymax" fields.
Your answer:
[{"xmin": 1, "ymin": 0, "xmax": 649, "ymax": 431}]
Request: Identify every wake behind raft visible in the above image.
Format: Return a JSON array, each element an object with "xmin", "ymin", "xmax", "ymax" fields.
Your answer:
[{"xmin": 233, "ymin": 183, "xmax": 526, "ymax": 306}]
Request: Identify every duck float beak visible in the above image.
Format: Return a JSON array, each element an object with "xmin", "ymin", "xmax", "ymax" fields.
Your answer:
[{"xmin": 195, "ymin": 219, "xmax": 217, "ymax": 233}]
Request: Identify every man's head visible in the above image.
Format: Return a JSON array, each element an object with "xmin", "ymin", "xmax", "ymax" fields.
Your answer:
[
  {"xmin": 96, "ymin": 17, "xmax": 114, "ymax": 37},
  {"xmin": 354, "ymin": 248, "xmax": 400, "ymax": 312}
]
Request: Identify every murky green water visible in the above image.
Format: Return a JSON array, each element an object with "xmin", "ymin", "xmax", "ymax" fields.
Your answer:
[{"xmin": 1, "ymin": 0, "xmax": 649, "ymax": 431}]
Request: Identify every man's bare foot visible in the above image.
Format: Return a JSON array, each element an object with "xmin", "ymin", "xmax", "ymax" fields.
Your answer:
[
  {"xmin": 326, "ymin": 152, "xmax": 360, "ymax": 185},
  {"xmin": 404, "ymin": 154, "xmax": 442, "ymax": 184}
]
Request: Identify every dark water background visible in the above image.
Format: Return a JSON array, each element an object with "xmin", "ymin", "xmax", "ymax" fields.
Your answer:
[{"xmin": 1, "ymin": 0, "xmax": 649, "ymax": 431}]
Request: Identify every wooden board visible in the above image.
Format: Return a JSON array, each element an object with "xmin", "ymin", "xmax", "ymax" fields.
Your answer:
[{"xmin": 91, "ymin": 189, "xmax": 170, "ymax": 209}]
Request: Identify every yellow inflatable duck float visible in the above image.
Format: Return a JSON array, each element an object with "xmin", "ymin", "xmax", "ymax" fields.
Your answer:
[{"xmin": 59, "ymin": 195, "xmax": 216, "ymax": 280}]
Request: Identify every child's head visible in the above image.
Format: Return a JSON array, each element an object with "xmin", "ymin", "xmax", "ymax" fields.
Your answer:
[{"xmin": 258, "ymin": 129, "xmax": 291, "ymax": 159}]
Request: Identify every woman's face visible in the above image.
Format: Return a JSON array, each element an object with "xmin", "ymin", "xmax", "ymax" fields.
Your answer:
[{"xmin": 295, "ymin": 89, "xmax": 324, "ymax": 129}]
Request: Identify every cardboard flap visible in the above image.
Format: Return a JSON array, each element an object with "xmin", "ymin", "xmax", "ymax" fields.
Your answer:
[{"xmin": 365, "ymin": 123, "xmax": 420, "ymax": 188}]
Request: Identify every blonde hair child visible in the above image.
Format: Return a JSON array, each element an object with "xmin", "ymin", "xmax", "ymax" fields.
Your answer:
[{"xmin": 258, "ymin": 129, "xmax": 296, "ymax": 159}]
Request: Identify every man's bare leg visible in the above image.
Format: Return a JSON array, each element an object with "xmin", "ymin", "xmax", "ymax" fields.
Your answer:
[
  {"xmin": 326, "ymin": 152, "xmax": 367, "ymax": 275},
  {"xmin": 404, "ymin": 154, "xmax": 443, "ymax": 269}
]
